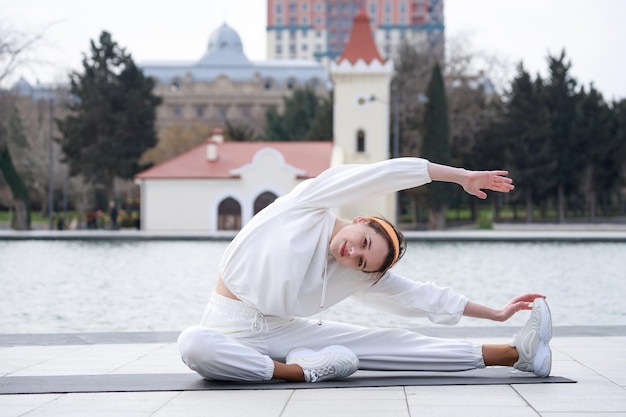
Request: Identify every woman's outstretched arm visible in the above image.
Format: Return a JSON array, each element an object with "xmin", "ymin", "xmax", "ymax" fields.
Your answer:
[
  {"xmin": 426, "ymin": 162, "xmax": 515, "ymax": 199},
  {"xmin": 463, "ymin": 294, "xmax": 546, "ymax": 322}
]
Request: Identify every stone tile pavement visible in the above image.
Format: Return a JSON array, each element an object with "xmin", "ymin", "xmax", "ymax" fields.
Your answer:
[{"xmin": 1, "ymin": 327, "xmax": 625, "ymax": 417}]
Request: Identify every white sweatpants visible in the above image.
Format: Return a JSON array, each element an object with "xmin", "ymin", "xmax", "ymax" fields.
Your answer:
[{"xmin": 177, "ymin": 293, "xmax": 485, "ymax": 381}]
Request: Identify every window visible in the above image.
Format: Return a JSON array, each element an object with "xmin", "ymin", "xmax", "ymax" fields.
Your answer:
[
  {"xmin": 195, "ymin": 106, "xmax": 205, "ymax": 118},
  {"xmin": 356, "ymin": 130, "xmax": 366, "ymax": 152},
  {"xmin": 170, "ymin": 79, "xmax": 181, "ymax": 91},
  {"xmin": 172, "ymin": 106, "xmax": 182, "ymax": 117},
  {"xmin": 276, "ymin": 45, "xmax": 283, "ymax": 54},
  {"xmin": 287, "ymin": 78, "xmax": 296, "ymax": 89},
  {"xmin": 264, "ymin": 79, "xmax": 274, "ymax": 89},
  {"xmin": 276, "ymin": 30, "xmax": 282, "ymax": 40},
  {"xmin": 218, "ymin": 198, "xmax": 241, "ymax": 230},
  {"xmin": 254, "ymin": 192, "xmax": 278, "ymax": 215}
]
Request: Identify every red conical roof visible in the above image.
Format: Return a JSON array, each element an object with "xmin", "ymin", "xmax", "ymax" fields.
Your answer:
[{"xmin": 337, "ymin": 9, "xmax": 384, "ymax": 65}]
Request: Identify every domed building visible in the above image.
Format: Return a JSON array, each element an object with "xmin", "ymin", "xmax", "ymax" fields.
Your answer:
[
  {"xmin": 136, "ymin": 10, "xmax": 395, "ymax": 232},
  {"xmin": 140, "ymin": 22, "xmax": 329, "ymax": 136}
]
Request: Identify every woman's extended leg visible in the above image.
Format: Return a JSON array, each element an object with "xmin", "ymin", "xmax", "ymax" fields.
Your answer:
[{"xmin": 264, "ymin": 318, "xmax": 486, "ymax": 372}]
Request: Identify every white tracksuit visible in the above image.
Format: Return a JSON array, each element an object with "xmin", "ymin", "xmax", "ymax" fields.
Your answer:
[{"xmin": 178, "ymin": 158, "xmax": 484, "ymax": 381}]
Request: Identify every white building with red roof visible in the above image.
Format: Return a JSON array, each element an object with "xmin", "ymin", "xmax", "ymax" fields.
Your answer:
[
  {"xmin": 135, "ymin": 9, "xmax": 394, "ymax": 232},
  {"xmin": 135, "ymin": 130, "xmax": 333, "ymax": 231}
]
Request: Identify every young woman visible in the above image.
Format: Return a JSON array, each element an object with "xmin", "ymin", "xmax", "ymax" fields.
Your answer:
[{"xmin": 178, "ymin": 158, "xmax": 552, "ymax": 383}]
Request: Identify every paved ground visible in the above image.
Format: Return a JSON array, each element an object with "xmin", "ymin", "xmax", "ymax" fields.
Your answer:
[{"xmin": 1, "ymin": 327, "xmax": 625, "ymax": 417}]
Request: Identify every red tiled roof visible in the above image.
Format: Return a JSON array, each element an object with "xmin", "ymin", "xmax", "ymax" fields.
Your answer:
[
  {"xmin": 337, "ymin": 9, "xmax": 384, "ymax": 65},
  {"xmin": 135, "ymin": 141, "xmax": 333, "ymax": 179}
]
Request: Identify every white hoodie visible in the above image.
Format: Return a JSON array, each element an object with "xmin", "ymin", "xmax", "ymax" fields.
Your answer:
[{"xmin": 218, "ymin": 158, "xmax": 468, "ymax": 325}]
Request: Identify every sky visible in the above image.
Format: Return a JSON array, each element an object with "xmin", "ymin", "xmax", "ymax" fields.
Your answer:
[{"xmin": 2, "ymin": 0, "xmax": 625, "ymax": 100}]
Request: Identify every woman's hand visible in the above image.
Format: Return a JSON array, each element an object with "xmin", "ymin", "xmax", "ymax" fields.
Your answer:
[
  {"xmin": 462, "ymin": 170, "xmax": 515, "ymax": 200},
  {"xmin": 463, "ymin": 294, "xmax": 546, "ymax": 322},
  {"xmin": 494, "ymin": 294, "xmax": 546, "ymax": 322}
]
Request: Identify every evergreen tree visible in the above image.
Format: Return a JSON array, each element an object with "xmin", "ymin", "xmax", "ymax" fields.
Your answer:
[
  {"xmin": 505, "ymin": 64, "xmax": 555, "ymax": 222},
  {"xmin": 0, "ymin": 106, "xmax": 30, "ymax": 229},
  {"xmin": 225, "ymin": 120, "xmax": 259, "ymax": 142},
  {"xmin": 572, "ymin": 85, "xmax": 616, "ymax": 220},
  {"xmin": 613, "ymin": 99, "xmax": 626, "ymax": 214},
  {"xmin": 263, "ymin": 87, "xmax": 331, "ymax": 141},
  {"xmin": 304, "ymin": 93, "xmax": 333, "ymax": 141},
  {"xmin": 542, "ymin": 50, "xmax": 579, "ymax": 222},
  {"xmin": 57, "ymin": 31, "xmax": 161, "ymax": 201},
  {"xmin": 421, "ymin": 63, "xmax": 451, "ymax": 230}
]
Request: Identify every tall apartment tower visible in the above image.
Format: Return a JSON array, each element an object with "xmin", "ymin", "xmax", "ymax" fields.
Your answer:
[{"xmin": 266, "ymin": 0, "xmax": 444, "ymax": 66}]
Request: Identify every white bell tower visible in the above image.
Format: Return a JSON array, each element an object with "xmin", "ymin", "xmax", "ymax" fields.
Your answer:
[{"xmin": 330, "ymin": 9, "xmax": 395, "ymax": 221}]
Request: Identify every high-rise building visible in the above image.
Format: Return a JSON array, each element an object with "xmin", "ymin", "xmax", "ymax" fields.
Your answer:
[{"xmin": 266, "ymin": 0, "xmax": 443, "ymax": 66}]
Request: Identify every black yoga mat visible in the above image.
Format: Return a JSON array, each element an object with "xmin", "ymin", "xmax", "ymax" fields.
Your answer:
[{"xmin": 0, "ymin": 369, "xmax": 575, "ymax": 394}]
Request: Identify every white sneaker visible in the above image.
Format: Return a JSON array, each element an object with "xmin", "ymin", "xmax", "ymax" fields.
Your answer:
[
  {"xmin": 286, "ymin": 345, "xmax": 359, "ymax": 382},
  {"xmin": 512, "ymin": 297, "xmax": 552, "ymax": 377}
]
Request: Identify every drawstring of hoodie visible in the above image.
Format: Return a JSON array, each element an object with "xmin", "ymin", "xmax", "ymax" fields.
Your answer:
[
  {"xmin": 318, "ymin": 260, "xmax": 328, "ymax": 325},
  {"xmin": 251, "ymin": 311, "xmax": 269, "ymax": 333}
]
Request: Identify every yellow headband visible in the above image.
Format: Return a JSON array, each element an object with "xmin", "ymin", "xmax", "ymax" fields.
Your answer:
[{"xmin": 366, "ymin": 217, "xmax": 400, "ymax": 267}]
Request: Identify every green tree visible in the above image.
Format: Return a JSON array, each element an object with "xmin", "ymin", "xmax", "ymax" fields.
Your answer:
[
  {"xmin": 572, "ymin": 85, "xmax": 616, "ymax": 220},
  {"xmin": 421, "ymin": 63, "xmax": 451, "ymax": 230},
  {"xmin": 0, "ymin": 106, "xmax": 30, "ymax": 229},
  {"xmin": 263, "ymin": 87, "xmax": 331, "ymax": 141},
  {"xmin": 614, "ymin": 99, "xmax": 626, "ymax": 214},
  {"xmin": 57, "ymin": 31, "xmax": 161, "ymax": 201},
  {"xmin": 303, "ymin": 92, "xmax": 333, "ymax": 141},
  {"xmin": 391, "ymin": 42, "xmax": 434, "ymax": 157},
  {"xmin": 542, "ymin": 50, "xmax": 579, "ymax": 222},
  {"xmin": 225, "ymin": 119, "xmax": 259, "ymax": 142},
  {"xmin": 505, "ymin": 64, "xmax": 555, "ymax": 222}
]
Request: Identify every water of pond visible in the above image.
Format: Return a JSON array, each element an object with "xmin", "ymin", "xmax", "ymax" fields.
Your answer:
[{"xmin": 0, "ymin": 240, "xmax": 624, "ymax": 334}]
